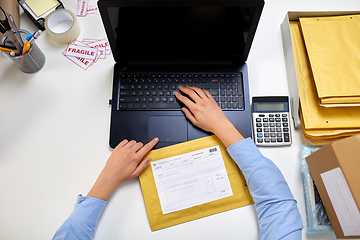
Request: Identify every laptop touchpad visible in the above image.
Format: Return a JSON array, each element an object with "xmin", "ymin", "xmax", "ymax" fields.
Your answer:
[{"xmin": 148, "ymin": 115, "xmax": 187, "ymax": 145}]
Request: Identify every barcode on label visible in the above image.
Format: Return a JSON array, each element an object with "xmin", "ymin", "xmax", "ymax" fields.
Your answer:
[{"xmin": 209, "ymin": 147, "xmax": 217, "ymax": 153}]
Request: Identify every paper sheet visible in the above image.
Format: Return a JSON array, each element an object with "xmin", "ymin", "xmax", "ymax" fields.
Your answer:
[
  {"xmin": 151, "ymin": 145, "xmax": 233, "ymax": 214},
  {"xmin": 321, "ymin": 167, "xmax": 360, "ymax": 236}
]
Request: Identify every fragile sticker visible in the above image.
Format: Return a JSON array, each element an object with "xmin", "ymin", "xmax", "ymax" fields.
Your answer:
[
  {"xmin": 76, "ymin": 0, "xmax": 88, "ymax": 17},
  {"xmin": 65, "ymin": 44, "xmax": 98, "ymax": 60},
  {"xmin": 63, "ymin": 38, "xmax": 112, "ymax": 70},
  {"xmin": 86, "ymin": 38, "xmax": 110, "ymax": 51},
  {"xmin": 87, "ymin": 6, "xmax": 100, "ymax": 15},
  {"xmin": 76, "ymin": 0, "xmax": 100, "ymax": 17}
]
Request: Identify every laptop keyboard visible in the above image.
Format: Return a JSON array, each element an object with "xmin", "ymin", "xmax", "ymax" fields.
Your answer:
[{"xmin": 118, "ymin": 73, "xmax": 244, "ymax": 110}]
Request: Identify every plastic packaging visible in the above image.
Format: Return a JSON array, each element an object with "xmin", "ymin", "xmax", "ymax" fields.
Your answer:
[{"xmin": 300, "ymin": 145, "xmax": 333, "ymax": 234}]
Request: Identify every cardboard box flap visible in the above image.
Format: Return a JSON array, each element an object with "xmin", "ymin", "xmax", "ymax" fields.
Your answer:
[{"xmin": 331, "ymin": 135, "xmax": 360, "ymax": 209}]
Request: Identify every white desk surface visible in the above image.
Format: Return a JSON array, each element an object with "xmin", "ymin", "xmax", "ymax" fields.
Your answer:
[{"xmin": 1, "ymin": 0, "xmax": 359, "ymax": 239}]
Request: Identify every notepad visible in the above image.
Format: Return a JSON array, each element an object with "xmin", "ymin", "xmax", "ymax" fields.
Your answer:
[{"xmin": 25, "ymin": 0, "xmax": 59, "ymax": 17}]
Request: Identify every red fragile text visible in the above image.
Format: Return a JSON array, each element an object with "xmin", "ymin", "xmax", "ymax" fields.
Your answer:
[
  {"xmin": 76, "ymin": 57, "xmax": 90, "ymax": 65},
  {"xmin": 67, "ymin": 48, "xmax": 95, "ymax": 56}
]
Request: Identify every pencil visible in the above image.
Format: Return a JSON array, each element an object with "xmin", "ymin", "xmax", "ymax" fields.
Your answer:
[
  {"xmin": 0, "ymin": 46, "xmax": 20, "ymax": 55},
  {"xmin": 22, "ymin": 40, "xmax": 29, "ymax": 55},
  {"xmin": 23, "ymin": 42, "xmax": 31, "ymax": 54}
]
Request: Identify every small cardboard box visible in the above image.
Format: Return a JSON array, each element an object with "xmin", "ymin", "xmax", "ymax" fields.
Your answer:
[
  {"xmin": 280, "ymin": 11, "xmax": 360, "ymax": 128},
  {"xmin": 306, "ymin": 134, "xmax": 360, "ymax": 238}
]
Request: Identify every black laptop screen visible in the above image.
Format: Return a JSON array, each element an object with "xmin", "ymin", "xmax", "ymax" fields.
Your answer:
[{"xmin": 101, "ymin": 2, "xmax": 264, "ymax": 62}]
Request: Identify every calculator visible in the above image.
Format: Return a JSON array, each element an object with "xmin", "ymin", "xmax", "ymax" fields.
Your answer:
[{"xmin": 252, "ymin": 96, "xmax": 292, "ymax": 146}]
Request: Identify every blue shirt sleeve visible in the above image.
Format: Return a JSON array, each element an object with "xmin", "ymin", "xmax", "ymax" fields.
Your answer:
[
  {"xmin": 52, "ymin": 195, "xmax": 107, "ymax": 240},
  {"xmin": 227, "ymin": 138, "xmax": 303, "ymax": 240},
  {"xmin": 53, "ymin": 138, "xmax": 303, "ymax": 240}
]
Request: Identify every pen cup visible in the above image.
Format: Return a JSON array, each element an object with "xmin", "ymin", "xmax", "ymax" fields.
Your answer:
[{"xmin": 1, "ymin": 29, "xmax": 45, "ymax": 74}]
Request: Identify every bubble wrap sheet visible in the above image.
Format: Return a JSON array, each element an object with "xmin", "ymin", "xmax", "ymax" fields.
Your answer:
[{"xmin": 300, "ymin": 145, "xmax": 333, "ymax": 234}]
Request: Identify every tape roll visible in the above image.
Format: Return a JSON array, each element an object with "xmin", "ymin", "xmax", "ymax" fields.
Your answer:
[{"xmin": 45, "ymin": 9, "xmax": 81, "ymax": 44}]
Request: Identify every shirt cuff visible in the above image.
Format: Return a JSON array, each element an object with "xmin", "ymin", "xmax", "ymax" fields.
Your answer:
[
  {"xmin": 68, "ymin": 194, "xmax": 107, "ymax": 228},
  {"xmin": 227, "ymin": 138, "xmax": 264, "ymax": 170}
]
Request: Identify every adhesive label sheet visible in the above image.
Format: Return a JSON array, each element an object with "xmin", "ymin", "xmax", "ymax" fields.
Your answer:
[
  {"xmin": 321, "ymin": 167, "xmax": 360, "ymax": 236},
  {"xmin": 151, "ymin": 145, "xmax": 233, "ymax": 215}
]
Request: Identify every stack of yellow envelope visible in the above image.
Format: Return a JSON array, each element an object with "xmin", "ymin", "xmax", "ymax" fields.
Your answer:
[
  {"xmin": 289, "ymin": 19, "xmax": 360, "ymax": 144},
  {"xmin": 299, "ymin": 15, "xmax": 360, "ymax": 108}
]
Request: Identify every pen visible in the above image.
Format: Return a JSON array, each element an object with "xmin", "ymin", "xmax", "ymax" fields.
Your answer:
[
  {"xmin": 20, "ymin": 30, "xmax": 43, "ymax": 54},
  {"xmin": 0, "ymin": 46, "xmax": 20, "ymax": 55},
  {"xmin": 26, "ymin": 33, "xmax": 32, "ymax": 41},
  {"xmin": 28, "ymin": 30, "xmax": 42, "ymax": 45}
]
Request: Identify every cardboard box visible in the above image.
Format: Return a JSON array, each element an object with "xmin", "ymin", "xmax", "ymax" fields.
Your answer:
[
  {"xmin": 306, "ymin": 134, "xmax": 360, "ymax": 238},
  {"xmin": 280, "ymin": 11, "xmax": 360, "ymax": 128}
]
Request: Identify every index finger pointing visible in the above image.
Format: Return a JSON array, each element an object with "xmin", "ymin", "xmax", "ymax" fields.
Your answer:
[{"xmin": 137, "ymin": 137, "xmax": 159, "ymax": 156}]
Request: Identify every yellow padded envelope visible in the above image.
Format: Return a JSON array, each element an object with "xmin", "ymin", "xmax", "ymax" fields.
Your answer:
[
  {"xmin": 139, "ymin": 135, "xmax": 254, "ymax": 231},
  {"xmin": 320, "ymin": 96, "xmax": 360, "ymax": 107},
  {"xmin": 289, "ymin": 21, "xmax": 360, "ymax": 131},
  {"xmin": 299, "ymin": 107, "xmax": 360, "ymax": 145},
  {"xmin": 299, "ymin": 15, "xmax": 360, "ymax": 106}
]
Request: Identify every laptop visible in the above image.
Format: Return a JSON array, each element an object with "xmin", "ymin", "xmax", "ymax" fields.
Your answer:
[{"xmin": 98, "ymin": 0, "xmax": 264, "ymax": 148}]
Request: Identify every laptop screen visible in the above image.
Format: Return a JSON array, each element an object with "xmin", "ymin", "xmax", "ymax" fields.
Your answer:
[{"xmin": 99, "ymin": 1, "xmax": 264, "ymax": 62}]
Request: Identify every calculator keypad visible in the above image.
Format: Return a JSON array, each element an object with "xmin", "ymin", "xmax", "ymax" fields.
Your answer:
[{"xmin": 253, "ymin": 113, "xmax": 291, "ymax": 146}]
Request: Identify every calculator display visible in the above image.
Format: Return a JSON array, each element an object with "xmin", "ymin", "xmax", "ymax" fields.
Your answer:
[{"xmin": 256, "ymin": 103, "xmax": 285, "ymax": 111}]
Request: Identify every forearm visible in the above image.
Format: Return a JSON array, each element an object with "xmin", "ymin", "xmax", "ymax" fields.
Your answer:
[
  {"xmin": 213, "ymin": 120, "xmax": 244, "ymax": 148},
  {"xmin": 87, "ymin": 170, "xmax": 119, "ymax": 201},
  {"xmin": 227, "ymin": 139, "xmax": 303, "ymax": 239},
  {"xmin": 229, "ymin": 140, "xmax": 295, "ymax": 202},
  {"xmin": 52, "ymin": 195, "xmax": 107, "ymax": 240}
]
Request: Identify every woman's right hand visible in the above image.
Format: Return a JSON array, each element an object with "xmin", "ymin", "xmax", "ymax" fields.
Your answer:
[{"xmin": 175, "ymin": 86, "xmax": 244, "ymax": 147}]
